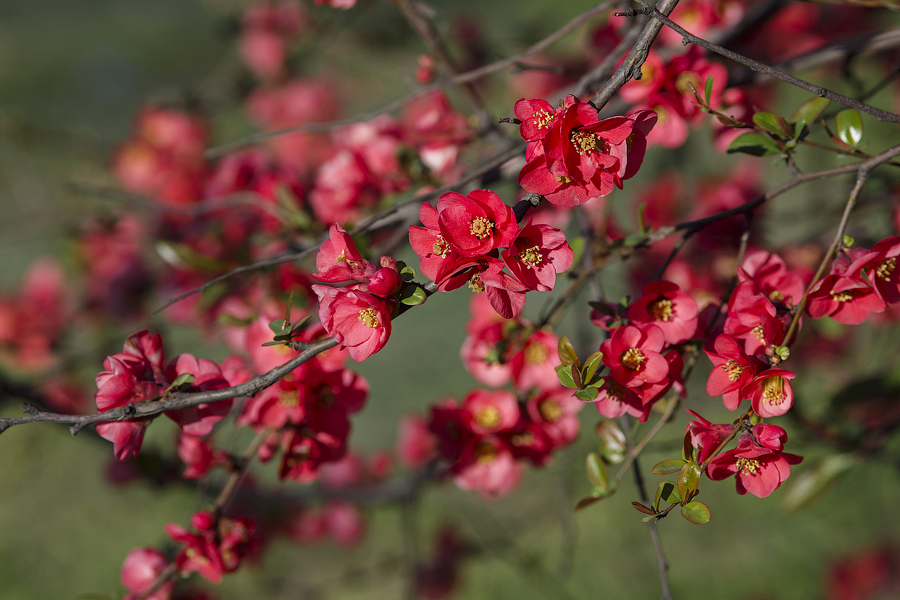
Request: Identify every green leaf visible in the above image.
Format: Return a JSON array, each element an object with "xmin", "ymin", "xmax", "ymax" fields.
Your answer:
[
  {"xmin": 574, "ymin": 387, "xmax": 600, "ymax": 401},
  {"xmin": 261, "ymin": 341, "xmax": 285, "ymax": 347},
  {"xmin": 641, "ymin": 514, "xmax": 657, "ymax": 523},
  {"xmin": 792, "ymin": 119, "xmax": 808, "ymax": 141},
  {"xmin": 790, "ymin": 96, "xmax": 830, "ymax": 125},
  {"xmin": 680, "ymin": 500, "xmax": 711, "ymax": 524},
  {"xmin": 704, "ymin": 76, "xmax": 714, "ymax": 105},
  {"xmin": 400, "ymin": 265, "xmax": 417, "ymax": 282},
  {"xmin": 166, "ymin": 373, "xmax": 195, "ymax": 393},
  {"xmin": 677, "ymin": 462, "xmax": 702, "ymax": 501},
  {"xmin": 399, "ymin": 283, "xmax": 427, "ymax": 306},
  {"xmin": 631, "ymin": 501, "xmax": 656, "ymax": 516},
  {"xmin": 569, "ymin": 364, "xmax": 583, "ymax": 389},
  {"xmin": 652, "ymin": 459, "xmax": 688, "ymax": 476},
  {"xmin": 726, "ymin": 132, "xmax": 781, "ymax": 157},
  {"xmin": 586, "ymin": 452, "xmax": 608, "ymax": 491},
  {"xmin": 269, "ymin": 319, "xmax": 289, "ymax": 335},
  {"xmin": 752, "ymin": 111, "xmax": 790, "ymax": 137},
  {"xmin": 781, "ymin": 454, "xmax": 856, "ymax": 512},
  {"xmin": 595, "ymin": 419, "xmax": 627, "ymax": 464},
  {"xmin": 555, "ymin": 364, "xmax": 578, "ymax": 389},
  {"xmin": 624, "ymin": 233, "xmax": 647, "ymax": 248},
  {"xmin": 575, "ymin": 495, "xmax": 605, "ymax": 511},
  {"xmin": 835, "ymin": 109, "xmax": 863, "ymax": 147},
  {"xmin": 582, "ymin": 351, "xmax": 604, "ymax": 385},
  {"xmin": 655, "ymin": 481, "xmax": 681, "ymax": 508},
  {"xmin": 557, "ymin": 335, "xmax": 579, "ymax": 368}
]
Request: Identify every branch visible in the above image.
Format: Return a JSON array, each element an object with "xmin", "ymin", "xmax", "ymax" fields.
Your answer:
[
  {"xmin": 0, "ymin": 338, "xmax": 338, "ymax": 436},
  {"xmin": 590, "ymin": 0, "xmax": 681, "ymax": 110},
  {"xmin": 624, "ymin": 3, "xmax": 900, "ymax": 124}
]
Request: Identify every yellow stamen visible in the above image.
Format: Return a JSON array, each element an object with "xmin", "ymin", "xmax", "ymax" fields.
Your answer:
[
  {"xmin": 539, "ymin": 400, "xmax": 563, "ymax": 422},
  {"xmin": 519, "ymin": 245, "xmax": 543, "ymax": 269},
  {"xmin": 735, "ymin": 457, "xmax": 760, "ymax": 475},
  {"xmin": 570, "ymin": 129, "xmax": 599, "ymax": 155},
  {"xmin": 650, "ymin": 298, "xmax": 674, "ymax": 322},
  {"xmin": 358, "ymin": 308, "xmax": 379, "ymax": 328},
  {"xmin": 469, "ymin": 216, "xmax": 494, "ymax": 240},
  {"xmin": 474, "ymin": 405, "xmax": 501, "ymax": 429},
  {"xmin": 432, "ymin": 234, "xmax": 450, "ymax": 258},
  {"xmin": 468, "ymin": 273, "xmax": 484, "ymax": 293},
  {"xmin": 722, "ymin": 360, "xmax": 743, "ymax": 382},
  {"xmin": 524, "ymin": 341, "xmax": 548, "ymax": 365},
  {"xmin": 876, "ymin": 257, "xmax": 896, "ymax": 279},
  {"xmin": 621, "ymin": 348, "xmax": 646, "ymax": 371}
]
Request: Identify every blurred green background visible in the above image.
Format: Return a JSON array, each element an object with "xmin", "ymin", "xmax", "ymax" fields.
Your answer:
[{"xmin": 2, "ymin": 1, "xmax": 900, "ymax": 599}]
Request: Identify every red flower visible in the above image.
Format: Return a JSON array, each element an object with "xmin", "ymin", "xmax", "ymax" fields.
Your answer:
[
  {"xmin": 705, "ymin": 334, "xmax": 758, "ymax": 411},
  {"xmin": 435, "ymin": 189, "xmax": 517, "ymax": 257},
  {"xmin": 807, "ymin": 251, "xmax": 886, "ymax": 324},
  {"xmin": 627, "ymin": 280, "xmax": 698, "ymax": 345},
  {"xmin": 313, "ymin": 285, "xmax": 392, "ymax": 362},
  {"xmin": 312, "ymin": 223, "xmax": 378, "ymax": 283},
  {"xmin": 501, "ymin": 222, "xmax": 574, "ymax": 292},
  {"xmin": 684, "ymin": 410, "xmax": 733, "ymax": 465},
  {"xmin": 461, "ymin": 389, "xmax": 520, "ymax": 436},
  {"xmin": 121, "ymin": 547, "xmax": 172, "ymax": 600},
  {"xmin": 708, "ymin": 424, "xmax": 802, "ymax": 498},
  {"xmin": 744, "ymin": 367, "xmax": 796, "ymax": 418},
  {"xmin": 600, "ymin": 324, "xmax": 669, "ymax": 389}
]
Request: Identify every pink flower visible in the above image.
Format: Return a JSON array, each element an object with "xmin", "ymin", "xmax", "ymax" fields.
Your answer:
[
  {"xmin": 121, "ymin": 547, "xmax": 172, "ymax": 600},
  {"xmin": 685, "ymin": 410, "xmax": 733, "ymax": 465},
  {"xmin": 744, "ymin": 367, "xmax": 796, "ymax": 418},
  {"xmin": 397, "ymin": 414, "xmax": 438, "ymax": 469},
  {"xmin": 705, "ymin": 334, "xmax": 758, "ymax": 411},
  {"xmin": 462, "ymin": 389, "xmax": 520, "ymax": 435},
  {"xmin": 435, "ymin": 189, "xmax": 517, "ymax": 257},
  {"xmin": 452, "ymin": 436, "xmax": 523, "ymax": 499},
  {"xmin": 708, "ymin": 424, "xmax": 802, "ymax": 498},
  {"xmin": 501, "ymin": 222, "xmax": 574, "ymax": 292},
  {"xmin": 313, "ymin": 286, "xmax": 392, "ymax": 362},
  {"xmin": 600, "ymin": 324, "xmax": 669, "ymax": 389},
  {"xmin": 627, "ymin": 280, "xmax": 698, "ymax": 345},
  {"xmin": 163, "ymin": 353, "xmax": 233, "ymax": 437},
  {"xmin": 807, "ymin": 251, "xmax": 885, "ymax": 325},
  {"xmin": 312, "ymin": 223, "xmax": 378, "ymax": 283}
]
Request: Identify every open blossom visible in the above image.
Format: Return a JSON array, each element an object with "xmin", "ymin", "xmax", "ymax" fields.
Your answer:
[
  {"xmin": 435, "ymin": 189, "xmax": 517, "ymax": 257},
  {"xmin": 312, "ymin": 223, "xmax": 378, "ymax": 283},
  {"xmin": 627, "ymin": 280, "xmax": 698, "ymax": 345},
  {"xmin": 313, "ymin": 285, "xmax": 392, "ymax": 362},
  {"xmin": 501, "ymin": 222, "xmax": 574, "ymax": 292},
  {"xmin": 121, "ymin": 547, "xmax": 173, "ymax": 600},
  {"xmin": 743, "ymin": 367, "xmax": 796, "ymax": 418},
  {"xmin": 708, "ymin": 423, "xmax": 802, "ymax": 498},
  {"xmin": 807, "ymin": 251, "xmax": 886, "ymax": 325},
  {"xmin": 684, "ymin": 410, "xmax": 733, "ymax": 465},
  {"xmin": 600, "ymin": 324, "xmax": 669, "ymax": 389},
  {"xmin": 517, "ymin": 95, "xmax": 656, "ymax": 207},
  {"xmin": 705, "ymin": 334, "xmax": 758, "ymax": 411},
  {"xmin": 461, "ymin": 389, "xmax": 520, "ymax": 436}
]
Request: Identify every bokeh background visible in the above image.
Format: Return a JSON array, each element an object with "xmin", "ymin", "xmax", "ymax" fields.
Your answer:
[{"xmin": 2, "ymin": 0, "xmax": 900, "ymax": 599}]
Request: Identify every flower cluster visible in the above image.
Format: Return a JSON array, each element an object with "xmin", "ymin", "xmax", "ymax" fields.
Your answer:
[
  {"xmin": 410, "ymin": 189, "xmax": 574, "ymax": 318},
  {"xmin": 515, "ymin": 95, "xmax": 656, "ymax": 207},
  {"xmin": 165, "ymin": 511, "xmax": 259, "ymax": 584}
]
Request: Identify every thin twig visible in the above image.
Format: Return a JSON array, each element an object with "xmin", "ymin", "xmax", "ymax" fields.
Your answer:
[{"xmin": 624, "ymin": 4, "xmax": 900, "ymax": 124}]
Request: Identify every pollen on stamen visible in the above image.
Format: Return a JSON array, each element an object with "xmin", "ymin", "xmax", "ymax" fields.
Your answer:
[
  {"xmin": 570, "ymin": 129, "xmax": 598, "ymax": 155},
  {"xmin": 358, "ymin": 308, "xmax": 379, "ymax": 328},
  {"xmin": 468, "ymin": 273, "xmax": 484, "ymax": 293},
  {"xmin": 751, "ymin": 325, "xmax": 765, "ymax": 342},
  {"xmin": 621, "ymin": 348, "xmax": 646, "ymax": 371},
  {"xmin": 524, "ymin": 341, "xmax": 548, "ymax": 365},
  {"xmin": 539, "ymin": 400, "xmax": 563, "ymax": 422},
  {"xmin": 762, "ymin": 376, "xmax": 785, "ymax": 405},
  {"xmin": 519, "ymin": 245, "xmax": 543, "ymax": 269},
  {"xmin": 279, "ymin": 390, "xmax": 301, "ymax": 407},
  {"xmin": 475, "ymin": 441, "xmax": 498, "ymax": 464},
  {"xmin": 535, "ymin": 110, "xmax": 555, "ymax": 130},
  {"xmin": 432, "ymin": 234, "xmax": 450, "ymax": 258},
  {"xmin": 475, "ymin": 405, "xmax": 501, "ymax": 429},
  {"xmin": 722, "ymin": 360, "xmax": 743, "ymax": 382},
  {"xmin": 876, "ymin": 257, "xmax": 896, "ymax": 279},
  {"xmin": 469, "ymin": 216, "xmax": 494, "ymax": 240},
  {"xmin": 829, "ymin": 290, "xmax": 853, "ymax": 303},
  {"xmin": 650, "ymin": 298, "xmax": 674, "ymax": 322},
  {"xmin": 735, "ymin": 457, "xmax": 760, "ymax": 475}
]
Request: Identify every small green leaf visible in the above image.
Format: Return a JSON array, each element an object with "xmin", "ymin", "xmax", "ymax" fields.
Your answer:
[
  {"xmin": 595, "ymin": 419, "xmax": 627, "ymax": 464},
  {"xmin": 586, "ymin": 452, "xmax": 608, "ymax": 491},
  {"xmin": 269, "ymin": 319, "xmax": 289, "ymax": 335},
  {"xmin": 166, "ymin": 373, "xmax": 195, "ymax": 393},
  {"xmin": 774, "ymin": 345, "xmax": 790, "ymax": 361},
  {"xmin": 641, "ymin": 514, "xmax": 657, "ymax": 523},
  {"xmin": 575, "ymin": 495, "xmax": 603, "ymax": 511},
  {"xmin": 400, "ymin": 265, "xmax": 417, "ymax": 282},
  {"xmin": 624, "ymin": 233, "xmax": 647, "ymax": 248},
  {"xmin": 680, "ymin": 500, "xmax": 711, "ymax": 524},
  {"xmin": 752, "ymin": 112, "xmax": 790, "ymax": 137},
  {"xmin": 261, "ymin": 341, "xmax": 285, "ymax": 347},
  {"xmin": 557, "ymin": 335, "xmax": 579, "ymax": 368},
  {"xmin": 582, "ymin": 351, "xmax": 604, "ymax": 384},
  {"xmin": 704, "ymin": 76, "xmax": 714, "ymax": 105},
  {"xmin": 555, "ymin": 364, "xmax": 578, "ymax": 389},
  {"xmin": 835, "ymin": 109, "xmax": 863, "ymax": 147},
  {"xmin": 585, "ymin": 377, "xmax": 605, "ymax": 390},
  {"xmin": 399, "ymin": 284, "xmax": 427, "ymax": 306},
  {"xmin": 652, "ymin": 459, "xmax": 688, "ymax": 475},
  {"xmin": 726, "ymin": 132, "xmax": 781, "ymax": 157},
  {"xmin": 843, "ymin": 234, "xmax": 856, "ymax": 247},
  {"xmin": 790, "ymin": 96, "xmax": 830, "ymax": 125},
  {"xmin": 655, "ymin": 481, "xmax": 681, "ymax": 508},
  {"xmin": 631, "ymin": 501, "xmax": 656, "ymax": 516},
  {"xmin": 677, "ymin": 462, "xmax": 702, "ymax": 501},
  {"xmin": 574, "ymin": 387, "xmax": 600, "ymax": 401},
  {"xmin": 792, "ymin": 119, "xmax": 808, "ymax": 141}
]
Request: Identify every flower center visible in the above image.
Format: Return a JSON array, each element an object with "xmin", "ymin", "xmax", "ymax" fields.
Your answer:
[
  {"xmin": 762, "ymin": 376, "xmax": 785, "ymax": 406},
  {"xmin": 519, "ymin": 245, "xmax": 543, "ymax": 269},
  {"xmin": 751, "ymin": 325, "xmax": 765, "ymax": 342},
  {"xmin": 279, "ymin": 390, "xmax": 300, "ymax": 407},
  {"xmin": 524, "ymin": 341, "xmax": 548, "ymax": 365},
  {"xmin": 675, "ymin": 71, "xmax": 701, "ymax": 95},
  {"xmin": 358, "ymin": 308, "xmax": 379, "ymax": 328},
  {"xmin": 876, "ymin": 257, "xmax": 896, "ymax": 279},
  {"xmin": 722, "ymin": 360, "xmax": 743, "ymax": 382},
  {"xmin": 468, "ymin": 273, "xmax": 484, "ymax": 293},
  {"xmin": 469, "ymin": 216, "xmax": 495, "ymax": 240},
  {"xmin": 769, "ymin": 290, "xmax": 784, "ymax": 301},
  {"xmin": 534, "ymin": 109, "xmax": 555, "ymax": 131},
  {"xmin": 650, "ymin": 298, "xmax": 674, "ymax": 322},
  {"xmin": 474, "ymin": 405, "xmax": 501, "ymax": 429},
  {"xmin": 735, "ymin": 458, "xmax": 760, "ymax": 476},
  {"xmin": 570, "ymin": 129, "xmax": 599, "ymax": 155},
  {"xmin": 829, "ymin": 290, "xmax": 853, "ymax": 303},
  {"xmin": 511, "ymin": 431, "xmax": 535, "ymax": 447},
  {"xmin": 476, "ymin": 441, "xmax": 498, "ymax": 464},
  {"xmin": 432, "ymin": 234, "xmax": 450, "ymax": 258},
  {"xmin": 539, "ymin": 399, "xmax": 563, "ymax": 422},
  {"xmin": 621, "ymin": 348, "xmax": 646, "ymax": 371}
]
